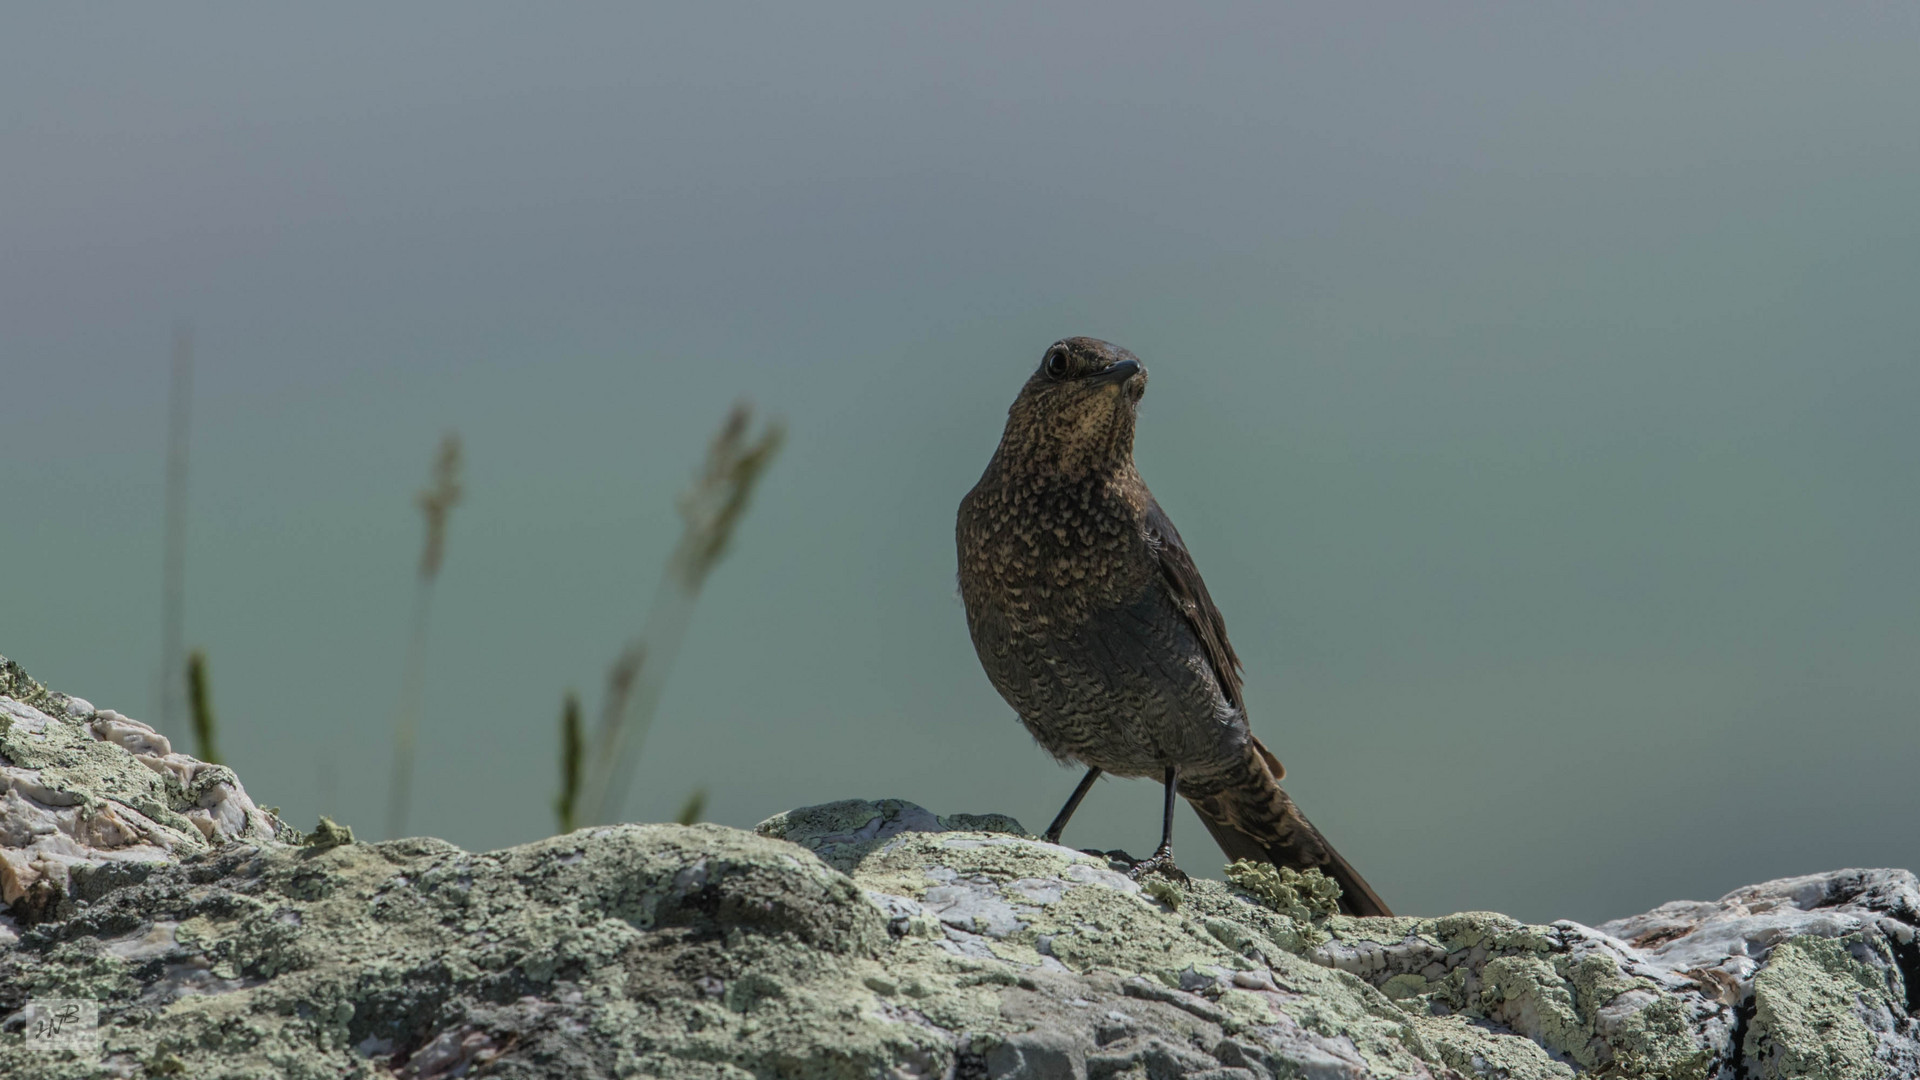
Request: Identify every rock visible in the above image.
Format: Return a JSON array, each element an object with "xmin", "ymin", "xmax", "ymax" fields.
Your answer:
[
  {"xmin": 1597, "ymin": 870, "xmax": 1920, "ymax": 1080},
  {"xmin": 2, "ymin": 654, "xmax": 1916, "ymax": 1079},
  {"xmin": 0, "ymin": 655, "xmax": 289, "ymax": 924}
]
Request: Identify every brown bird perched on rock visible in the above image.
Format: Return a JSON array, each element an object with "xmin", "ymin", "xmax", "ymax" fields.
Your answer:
[{"xmin": 956, "ymin": 337, "xmax": 1391, "ymax": 916}]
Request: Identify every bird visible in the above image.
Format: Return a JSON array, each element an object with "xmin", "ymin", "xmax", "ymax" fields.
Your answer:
[{"xmin": 955, "ymin": 336, "xmax": 1391, "ymax": 916}]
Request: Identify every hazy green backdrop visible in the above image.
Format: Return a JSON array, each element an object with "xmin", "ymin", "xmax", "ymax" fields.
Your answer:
[{"xmin": 5, "ymin": 5, "xmax": 1916, "ymax": 925}]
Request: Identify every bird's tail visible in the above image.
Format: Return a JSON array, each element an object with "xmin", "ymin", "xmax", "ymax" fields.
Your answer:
[{"xmin": 1180, "ymin": 736, "xmax": 1392, "ymax": 917}]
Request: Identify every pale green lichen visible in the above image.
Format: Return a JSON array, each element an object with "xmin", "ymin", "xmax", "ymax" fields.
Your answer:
[
  {"xmin": 765, "ymin": 797, "xmax": 1628, "ymax": 1080},
  {"xmin": 829, "ymin": 827, "xmax": 1462, "ymax": 1079},
  {"xmin": 1, "ymin": 824, "xmax": 960, "ymax": 1080},
  {"xmin": 1480, "ymin": 955, "xmax": 1588, "ymax": 1059},
  {"xmin": 5, "ymin": 689, "xmax": 1911, "ymax": 1080},
  {"xmin": 302, "ymin": 815, "xmax": 354, "ymax": 848},
  {"xmin": 1745, "ymin": 935, "xmax": 1896, "ymax": 1080},
  {"xmin": 1608, "ymin": 994, "xmax": 1711, "ymax": 1080},
  {"xmin": 1313, "ymin": 914, "xmax": 1712, "ymax": 1080},
  {"xmin": 1413, "ymin": 1013, "xmax": 1578, "ymax": 1080},
  {"xmin": 0, "ymin": 713, "xmax": 193, "ymax": 838},
  {"xmin": 1225, "ymin": 859, "xmax": 1342, "ymax": 921},
  {"xmin": 0, "ymin": 655, "xmax": 288, "ymax": 850},
  {"xmin": 1140, "ymin": 875, "xmax": 1183, "ymax": 910},
  {"xmin": 1560, "ymin": 952, "xmax": 1710, "ymax": 1079},
  {"xmin": 0, "ymin": 655, "xmax": 56, "ymax": 714},
  {"xmin": 0, "ymin": 801, "xmax": 1881, "ymax": 1080},
  {"xmin": 1267, "ymin": 958, "xmax": 1439, "ymax": 1075},
  {"xmin": 1428, "ymin": 910, "xmax": 1556, "ymax": 955}
]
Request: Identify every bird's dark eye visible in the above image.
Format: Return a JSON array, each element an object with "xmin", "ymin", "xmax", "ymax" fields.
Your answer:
[{"xmin": 1043, "ymin": 347, "xmax": 1072, "ymax": 380}]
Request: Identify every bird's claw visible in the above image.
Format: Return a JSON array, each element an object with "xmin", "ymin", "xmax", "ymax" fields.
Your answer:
[
  {"xmin": 1125, "ymin": 849, "xmax": 1190, "ymax": 885},
  {"xmin": 1074, "ymin": 848, "xmax": 1187, "ymax": 883}
]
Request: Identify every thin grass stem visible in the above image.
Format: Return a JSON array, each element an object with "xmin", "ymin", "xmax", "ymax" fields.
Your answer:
[
  {"xmin": 186, "ymin": 648, "xmax": 220, "ymax": 766},
  {"xmin": 385, "ymin": 432, "xmax": 462, "ymax": 839},
  {"xmin": 576, "ymin": 403, "xmax": 782, "ymax": 826},
  {"xmin": 158, "ymin": 326, "xmax": 193, "ymax": 732}
]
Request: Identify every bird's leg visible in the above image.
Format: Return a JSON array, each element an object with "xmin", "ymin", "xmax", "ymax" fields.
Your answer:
[
  {"xmin": 1127, "ymin": 766, "xmax": 1189, "ymax": 883},
  {"xmin": 1042, "ymin": 766, "xmax": 1102, "ymax": 845}
]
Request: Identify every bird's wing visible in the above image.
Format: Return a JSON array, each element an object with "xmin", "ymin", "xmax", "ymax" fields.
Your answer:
[{"xmin": 1143, "ymin": 498, "xmax": 1244, "ymax": 710}]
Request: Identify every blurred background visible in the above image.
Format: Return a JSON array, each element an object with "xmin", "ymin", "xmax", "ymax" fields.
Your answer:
[{"xmin": 4, "ymin": 4, "xmax": 1916, "ymax": 926}]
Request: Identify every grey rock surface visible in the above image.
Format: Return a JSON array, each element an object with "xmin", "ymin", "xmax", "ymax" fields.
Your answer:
[
  {"xmin": 2, "ymin": 654, "xmax": 1916, "ymax": 1079},
  {"xmin": 0, "ymin": 656, "xmax": 289, "ymax": 924}
]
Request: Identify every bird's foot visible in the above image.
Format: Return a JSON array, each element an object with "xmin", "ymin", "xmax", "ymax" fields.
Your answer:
[
  {"xmin": 1075, "ymin": 848, "xmax": 1188, "ymax": 883},
  {"xmin": 1124, "ymin": 847, "xmax": 1190, "ymax": 885}
]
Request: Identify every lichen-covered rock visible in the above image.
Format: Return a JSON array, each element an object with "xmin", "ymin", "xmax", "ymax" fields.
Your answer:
[
  {"xmin": 3, "ymin": 655, "xmax": 1917, "ymax": 1078},
  {"xmin": 0, "ymin": 655, "xmax": 289, "ymax": 925},
  {"xmin": 1598, "ymin": 869, "xmax": 1920, "ymax": 1079}
]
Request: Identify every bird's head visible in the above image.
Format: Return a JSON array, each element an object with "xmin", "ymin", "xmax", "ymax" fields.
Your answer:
[{"xmin": 998, "ymin": 337, "xmax": 1148, "ymax": 473}]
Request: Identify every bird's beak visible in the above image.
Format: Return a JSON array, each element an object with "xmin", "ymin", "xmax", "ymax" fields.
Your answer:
[{"xmin": 1091, "ymin": 359, "xmax": 1142, "ymax": 385}]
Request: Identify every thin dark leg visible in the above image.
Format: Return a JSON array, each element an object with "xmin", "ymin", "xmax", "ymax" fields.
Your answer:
[
  {"xmin": 1128, "ymin": 765, "xmax": 1189, "ymax": 883},
  {"xmin": 1043, "ymin": 766, "xmax": 1102, "ymax": 844},
  {"xmin": 1158, "ymin": 765, "xmax": 1177, "ymax": 851}
]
